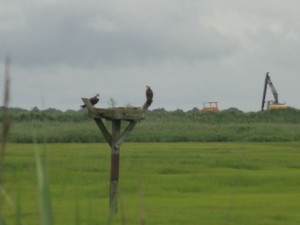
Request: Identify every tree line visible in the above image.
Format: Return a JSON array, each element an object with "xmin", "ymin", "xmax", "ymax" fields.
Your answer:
[{"xmin": 1, "ymin": 106, "xmax": 300, "ymax": 124}]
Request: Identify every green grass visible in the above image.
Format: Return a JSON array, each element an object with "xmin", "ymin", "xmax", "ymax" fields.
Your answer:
[
  {"xmin": 6, "ymin": 121, "xmax": 300, "ymax": 143},
  {"xmin": 2, "ymin": 142, "xmax": 300, "ymax": 225}
]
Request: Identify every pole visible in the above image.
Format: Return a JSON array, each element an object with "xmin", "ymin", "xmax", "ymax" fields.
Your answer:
[{"xmin": 110, "ymin": 120, "xmax": 121, "ymax": 214}]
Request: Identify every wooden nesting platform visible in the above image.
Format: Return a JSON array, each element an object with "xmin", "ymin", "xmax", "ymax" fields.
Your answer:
[
  {"xmin": 81, "ymin": 96, "xmax": 151, "ymax": 214},
  {"xmin": 82, "ymin": 98, "xmax": 146, "ymax": 121},
  {"xmin": 89, "ymin": 107, "xmax": 145, "ymax": 121}
]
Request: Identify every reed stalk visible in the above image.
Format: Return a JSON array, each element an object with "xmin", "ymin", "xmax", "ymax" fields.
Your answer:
[{"xmin": 0, "ymin": 56, "xmax": 11, "ymax": 222}]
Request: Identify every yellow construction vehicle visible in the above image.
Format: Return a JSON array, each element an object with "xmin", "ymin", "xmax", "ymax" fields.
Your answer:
[
  {"xmin": 201, "ymin": 102, "xmax": 219, "ymax": 113},
  {"xmin": 261, "ymin": 72, "xmax": 288, "ymax": 111}
]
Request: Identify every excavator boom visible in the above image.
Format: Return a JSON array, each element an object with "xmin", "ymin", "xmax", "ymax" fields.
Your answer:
[
  {"xmin": 261, "ymin": 72, "xmax": 286, "ymax": 111},
  {"xmin": 261, "ymin": 74, "xmax": 268, "ymax": 111}
]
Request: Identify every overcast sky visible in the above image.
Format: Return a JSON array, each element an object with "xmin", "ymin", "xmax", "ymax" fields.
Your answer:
[{"xmin": 1, "ymin": 0, "xmax": 299, "ymax": 111}]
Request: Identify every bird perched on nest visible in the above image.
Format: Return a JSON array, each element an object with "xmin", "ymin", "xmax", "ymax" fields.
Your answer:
[
  {"xmin": 81, "ymin": 94, "xmax": 100, "ymax": 108},
  {"xmin": 145, "ymin": 85, "xmax": 153, "ymax": 108}
]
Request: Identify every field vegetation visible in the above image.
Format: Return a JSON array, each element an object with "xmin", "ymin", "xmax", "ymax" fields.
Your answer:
[
  {"xmin": 2, "ymin": 142, "xmax": 300, "ymax": 225},
  {"xmin": 1, "ymin": 107, "xmax": 300, "ymax": 143},
  {"xmin": 1, "ymin": 105, "xmax": 300, "ymax": 224}
]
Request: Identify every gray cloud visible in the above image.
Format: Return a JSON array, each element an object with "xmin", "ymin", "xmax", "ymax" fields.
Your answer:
[
  {"xmin": 2, "ymin": 0, "xmax": 237, "ymax": 67},
  {"xmin": 1, "ymin": 0, "xmax": 300, "ymax": 111}
]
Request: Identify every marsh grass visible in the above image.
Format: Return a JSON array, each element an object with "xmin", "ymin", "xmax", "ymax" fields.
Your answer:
[
  {"xmin": 6, "ymin": 119, "xmax": 300, "ymax": 143},
  {"xmin": 3, "ymin": 142, "xmax": 300, "ymax": 225},
  {"xmin": 35, "ymin": 145, "xmax": 53, "ymax": 225}
]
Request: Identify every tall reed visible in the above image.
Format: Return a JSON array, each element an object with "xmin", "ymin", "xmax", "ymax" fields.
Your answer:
[{"xmin": 0, "ymin": 56, "xmax": 11, "ymax": 222}]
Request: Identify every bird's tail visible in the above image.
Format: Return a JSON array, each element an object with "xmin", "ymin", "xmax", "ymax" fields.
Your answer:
[
  {"xmin": 143, "ymin": 99, "xmax": 153, "ymax": 109},
  {"xmin": 81, "ymin": 104, "xmax": 86, "ymax": 108}
]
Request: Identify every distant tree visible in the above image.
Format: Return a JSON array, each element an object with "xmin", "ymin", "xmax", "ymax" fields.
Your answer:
[
  {"xmin": 173, "ymin": 109, "xmax": 184, "ymax": 114},
  {"xmin": 44, "ymin": 108, "xmax": 62, "ymax": 113},
  {"xmin": 223, "ymin": 107, "xmax": 243, "ymax": 113},
  {"xmin": 151, "ymin": 108, "xmax": 167, "ymax": 113},
  {"xmin": 31, "ymin": 106, "xmax": 39, "ymax": 112},
  {"xmin": 187, "ymin": 107, "xmax": 200, "ymax": 113},
  {"xmin": 65, "ymin": 109, "xmax": 77, "ymax": 113}
]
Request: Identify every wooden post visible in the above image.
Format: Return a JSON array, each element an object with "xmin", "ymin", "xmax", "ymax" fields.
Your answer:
[{"xmin": 110, "ymin": 120, "xmax": 121, "ymax": 214}]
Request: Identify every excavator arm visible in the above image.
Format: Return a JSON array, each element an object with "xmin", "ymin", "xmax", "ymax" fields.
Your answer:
[
  {"xmin": 261, "ymin": 74, "xmax": 268, "ymax": 111},
  {"xmin": 261, "ymin": 72, "xmax": 279, "ymax": 111}
]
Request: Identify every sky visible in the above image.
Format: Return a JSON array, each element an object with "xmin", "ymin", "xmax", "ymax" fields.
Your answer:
[{"xmin": 1, "ymin": 0, "xmax": 300, "ymax": 112}]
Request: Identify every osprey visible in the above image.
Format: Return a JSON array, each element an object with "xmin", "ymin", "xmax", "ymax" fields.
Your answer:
[
  {"xmin": 81, "ymin": 94, "xmax": 100, "ymax": 108},
  {"xmin": 145, "ymin": 85, "xmax": 153, "ymax": 107}
]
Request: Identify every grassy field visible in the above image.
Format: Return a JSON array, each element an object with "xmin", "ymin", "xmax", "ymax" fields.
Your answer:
[{"xmin": 2, "ymin": 142, "xmax": 300, "ymax": 225}]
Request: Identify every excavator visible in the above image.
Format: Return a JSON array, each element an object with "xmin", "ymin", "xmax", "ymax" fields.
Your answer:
[{"xmin": 261, "ymin": 72, "xmax": 288, "ymax": 111}]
